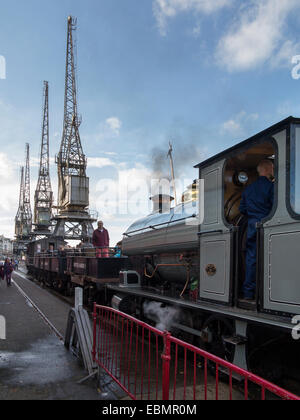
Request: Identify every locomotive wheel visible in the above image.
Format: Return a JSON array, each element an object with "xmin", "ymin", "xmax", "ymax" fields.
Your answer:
[
  {"xmin": 201, "ymin": 316, "xmax": 236, "ymax": 364},
  {"xmin": 170, "ymin": 310, "xmax": 194, "ymax": 344}
]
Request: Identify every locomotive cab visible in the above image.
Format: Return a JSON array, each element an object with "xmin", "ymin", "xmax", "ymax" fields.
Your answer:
[
  {"xmin": 197, "ymin": 117, "xmax": 300, "ymax": 316},
  {"xmin": 224, "ymin": 140, "xmax": 276, "ymax": 305}
]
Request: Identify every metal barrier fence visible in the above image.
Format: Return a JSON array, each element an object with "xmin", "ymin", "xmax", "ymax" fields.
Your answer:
[
  {"xmin": 32, "ymin": 246, "xmax": 121, "ymax": 259},
  {"xmin": 92, "ymin": 305, "xmax": 300, "ymax": 401}
]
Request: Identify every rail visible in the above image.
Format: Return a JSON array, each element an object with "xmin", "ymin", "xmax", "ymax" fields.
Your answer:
[
  {"xmin": 92, "ymin": 305, "xmax": 300, "ymax": 401},
  {"xmin": 28, "ymin": 247, "xmax": 123, "ymax": 259}
]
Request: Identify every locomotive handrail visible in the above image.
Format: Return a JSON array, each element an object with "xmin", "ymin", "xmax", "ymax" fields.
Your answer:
[
  {"xmin": 198, "ymin": 229, "xmax": 224, "ymax": 236},
  {"xmin": 123, "ymin": 214, "xmax": 198, "ymax": 237}
]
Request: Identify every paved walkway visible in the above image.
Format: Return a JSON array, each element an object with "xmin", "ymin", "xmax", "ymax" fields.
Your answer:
[{"xmin": 0, "ymin": 271, "xmax": 100, "ymax": 400}]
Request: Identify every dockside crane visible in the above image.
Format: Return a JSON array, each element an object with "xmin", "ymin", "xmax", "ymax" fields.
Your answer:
[
  {"xmin": 23, "ymin": 143, "xmax": 33, "ymax": 238},
  {"xmin": 53, "ymin": 16, "xmax": 95, "ymax": 240},
  {"xmin": 34, "ymin": 81, "xmax": 53, "ymax": 236},
  {"xmin": 14, "ymin": 144, "xmax": 33, "ymax": 254},
  {"xmin": 15, "ymin": 167, "xmax": 25, "ymax": 239}
]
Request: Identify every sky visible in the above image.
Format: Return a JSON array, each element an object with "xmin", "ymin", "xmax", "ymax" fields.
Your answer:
[{"xmin": 1, "ymin": 0, "xmax": 300, "ymax": 245}]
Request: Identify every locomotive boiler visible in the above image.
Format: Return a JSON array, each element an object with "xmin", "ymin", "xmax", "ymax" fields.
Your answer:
[{"xmin": 123, "ymin": 192, "xmax": 199, "ymax": 287}]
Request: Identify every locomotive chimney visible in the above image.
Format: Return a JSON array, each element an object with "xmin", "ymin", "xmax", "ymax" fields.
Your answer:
[{"xmin": 150, "ymin": 194, "xmax": 174, "ymax": 214}]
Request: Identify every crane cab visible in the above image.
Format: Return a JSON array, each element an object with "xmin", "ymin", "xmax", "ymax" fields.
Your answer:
[{"xmin": 196, "ymin": 117, "xmax": 300, "ymax": 316}]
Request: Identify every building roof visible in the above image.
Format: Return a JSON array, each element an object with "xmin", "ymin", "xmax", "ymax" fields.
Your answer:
[{"xmin": 0, "ymin": 235, "xmax": 13, "ymax": 242}]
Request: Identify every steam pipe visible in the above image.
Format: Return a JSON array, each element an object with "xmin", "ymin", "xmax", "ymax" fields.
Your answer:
[{"xmin": 144, "ymin": 263, "xmax": 194, "ymax": 298}]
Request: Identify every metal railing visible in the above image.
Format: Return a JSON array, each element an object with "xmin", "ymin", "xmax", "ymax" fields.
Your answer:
[
  {"xmin": 30, "ymin": 247, "xmax": 122, "ymax": 259},
  {"xmin": 92, "ymin": 305, "xmax": 300, "ymax": 401}
]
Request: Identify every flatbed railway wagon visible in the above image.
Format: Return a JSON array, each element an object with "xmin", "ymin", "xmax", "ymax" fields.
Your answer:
[
  {"xmin": 27, "ymin": 241, "xmax": 130, "ymax": 305},
  {"xmin": 106, "ymin": 117, "xmax": 300, "ymax": 380}
]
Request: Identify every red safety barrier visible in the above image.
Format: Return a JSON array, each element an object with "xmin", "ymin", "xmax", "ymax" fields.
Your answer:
[{"xmin": 92, "ymin": 304, "xmax": 300, "ymax": 401}]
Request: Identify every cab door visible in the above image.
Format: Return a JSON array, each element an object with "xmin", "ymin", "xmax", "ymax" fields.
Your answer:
[
  {"xmin": 199, "ymin": 161, "xmax": 232, "ymax": 304},
  {"xmin": 262, "ymin": 127, "xmax": 300, "ymax": 313}
]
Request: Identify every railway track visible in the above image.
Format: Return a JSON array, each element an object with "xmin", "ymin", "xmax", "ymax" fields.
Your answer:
[
  {"xmin": 16, "ymin": 268, "xmax": 74, "ymax": 306},
  {"xmin": 12, "ymin": 268, "xmax": 73, "ymax": 340},
  {"xmin": 12, "ymin": 277, "xmax": 64, "ymax": 341}
]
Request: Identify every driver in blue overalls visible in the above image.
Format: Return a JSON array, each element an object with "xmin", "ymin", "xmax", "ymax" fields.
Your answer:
[{"xmin": 239, "ymin": 159, "xmax": 274, "ymax": 301}]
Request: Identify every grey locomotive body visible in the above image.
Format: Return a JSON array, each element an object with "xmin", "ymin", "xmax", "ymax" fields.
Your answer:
[{"xmin": 108, "ymin": 117, "xmax": 300, "ymax": 380}]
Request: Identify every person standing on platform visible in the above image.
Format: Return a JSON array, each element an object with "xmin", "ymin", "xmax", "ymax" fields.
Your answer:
[
  {"xmin": 4, "ymin": 258, "xmax": 14, "ymax": 287},
  {"xmin": 92, "ymin": 221, "xmax": 110, "ymax": 258}
]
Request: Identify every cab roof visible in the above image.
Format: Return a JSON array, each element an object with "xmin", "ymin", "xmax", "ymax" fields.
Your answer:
[{"xmin": 195, "ymin": 116, "xmax": 300, "ymax": 170}]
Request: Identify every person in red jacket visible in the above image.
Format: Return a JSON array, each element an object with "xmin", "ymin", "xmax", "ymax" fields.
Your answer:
[{"xmin": 92, "ymin": 221, "xmax": 110, "ymax": 258}]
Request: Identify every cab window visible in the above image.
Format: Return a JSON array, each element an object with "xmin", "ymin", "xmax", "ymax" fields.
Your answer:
[{"xmin": 224, "ymin": 140, "xmax": 276, "ymax": 225}]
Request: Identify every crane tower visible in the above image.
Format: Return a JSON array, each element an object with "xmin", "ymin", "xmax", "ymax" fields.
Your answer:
[
  {"xmin": 34, "ymin": 81, "xmax": 53, "ymax": 236},
  {"xmin": 23, "ymin": 143, "xmax": 33, "ymax": 237},
  {"xmin": 14, "ymin": 144, "xmax": 33, "ymax": 254},
  {"xmin": 53, "ymin": 16, "xmax": 95, "ymax": 240},
  {"xmin": 15, "ymin": 167, "xmax": 25, "ymax": 239}
]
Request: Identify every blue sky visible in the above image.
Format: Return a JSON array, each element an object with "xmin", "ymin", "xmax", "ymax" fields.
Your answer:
[{"xmin": 1, "ymin": 0, "xmax": 300, "ymax": 244}]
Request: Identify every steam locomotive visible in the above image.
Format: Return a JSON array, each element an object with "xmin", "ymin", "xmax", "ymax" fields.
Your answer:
[{"xmin": 27, "ymin": 117, "xmax": 300, "ymax": 382}]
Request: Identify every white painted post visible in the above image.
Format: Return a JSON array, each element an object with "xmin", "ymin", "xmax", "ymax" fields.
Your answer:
[
  {"xmin": 75, "ymin": 287, "xmax": 83, "ymax": 309},
  {"xmin": 0, "ymin": 315, "xmax": 6, "ymax": 340}
]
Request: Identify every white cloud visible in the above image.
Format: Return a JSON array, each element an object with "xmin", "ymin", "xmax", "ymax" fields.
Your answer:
[
  {"xmin": 276, "ymin": 101, "xmax": 300, "ymax": 118},
  {"xmin": 87, "ymin": 157, "xmax": 115, "ymax": 169},
  {"xmin": 221, "ymin": 111, "xmax": 259, "ymax": 136},
  {"xmin": 89, "ymin": 163, "xmax": 153, "ymax": 245},
  {"xmin": 216, "ymin": 0, "xmax": 300, "ymax": 72},
  {"xmin": 0, "ymin": 152, "xmax": 15, "ymax": 182},
  {"xmin": 222, "ymin": 119, "xmax": 242, "ymax": 135},
  {"xmin": 270, "ymin": 40, "xmax": 300, "ymax": 69},
  {"xmin": 106, "ymin": 117, "xmax": 122, "ymax": 137},
  {"xmin": 0, "ymin": 153, "xmax": 20, "ymax": 238},
  {"xmin": 92, "ymin": 117, "xmax": 123, "ymax": 143},
  {"xmin": 153, "ymin": 0, "xmax": 232, "ymax": 36}
]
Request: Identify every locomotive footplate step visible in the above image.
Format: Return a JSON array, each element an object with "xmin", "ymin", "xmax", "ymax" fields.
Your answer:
[
  {"xmin": 223, "ymin": 335, "xmax": 248, "ymax": 346},
  {"xmin": 218, "ymin": 366, "xmax": 244, "ymax": 382},
  {"xmin": 238, "ymin": 299, "xmax": 257, "ymax": 311}
]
